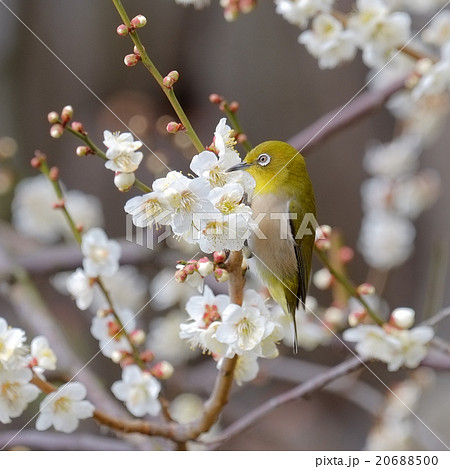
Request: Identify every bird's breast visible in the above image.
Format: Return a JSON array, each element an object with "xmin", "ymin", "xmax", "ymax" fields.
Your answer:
[{"xmin": 248, "ymin": 193, "xmax": 298, "ymax": 281}]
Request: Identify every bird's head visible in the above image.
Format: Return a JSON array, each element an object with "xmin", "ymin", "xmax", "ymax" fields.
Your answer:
[{"xmin": 227, "ymin": 140, "xmax": 307, "ymax": 195}]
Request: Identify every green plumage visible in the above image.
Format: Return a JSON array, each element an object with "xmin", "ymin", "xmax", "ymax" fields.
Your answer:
[{"xmin": 228, "ymin": 141, "xmax": 316, "ymax": 348}]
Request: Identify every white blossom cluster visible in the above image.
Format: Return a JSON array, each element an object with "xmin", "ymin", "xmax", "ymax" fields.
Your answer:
[
  {"xmin": 12, "ymin": 174, "xmax": 103, "ymax": 244},
  {"xmin": 179, "ymin": 286, "xmax": 286, "ymax": 384},
  {"xmin": 125, "ymin": 119, "xmax": 255, "ymax": 254},
  {"xmin": 343, "ymin": 307, "xmax": 434, "ymax": 371},
  {"xmin": 0, "ymin": 317, "xmax": 94, "ymax": 432}
]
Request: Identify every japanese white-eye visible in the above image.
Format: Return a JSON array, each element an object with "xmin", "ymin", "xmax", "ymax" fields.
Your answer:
[{"xmin": 228, "ymin": 141, "xmax": 316, "ymax": 348}]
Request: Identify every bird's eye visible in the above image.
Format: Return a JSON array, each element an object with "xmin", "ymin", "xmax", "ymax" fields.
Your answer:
[{"xmin": 257, "ymin": 153, "xmax": 271, "ymax": 166}]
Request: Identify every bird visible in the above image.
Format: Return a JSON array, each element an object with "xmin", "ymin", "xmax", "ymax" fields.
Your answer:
[{"xmin": 227, "ymin": 140, "xmax": 316, "ymax": 349}]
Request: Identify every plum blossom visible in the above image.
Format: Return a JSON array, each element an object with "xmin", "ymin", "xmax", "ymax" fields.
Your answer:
[
  {"xmin": 0, "ymin": 319, "xmax": 28, "ymax": 371},
  {"xmin": 30, "ymin": 336, "xmax": 57, "ymax": 372},
  {"xmin": 90, "ymin": 308, "xmax": 136, "ymax": 358},
  {"xmin": 0, "ymin": 368, "xmax": 40, "ymax": 424},
  {"xmin": 103, "ymin": 131, "xmax": 143, "ymax": 173},
  {"xmin": 111, "ymin": 365, "xmax": 161, "ymax": 417},
  {"xmin": 66, "ymin": 268, "xmax": 95, "ymax": 310},
  {"xmin": 36, "ymin": 382, "xmax": 95, "ymax": 433},
  {"xmin": 179, "ymin": 285, "xmax": 230, "ymax": 354},
  {"xmin": 274, "ymin": 0, "xmax": 334, "ymax": 28},
  {"xmin": 81, "ymin": 228, "xmax": 121, "ymax": 278},
  {"xmin": 299, "ymin": 14, "xmax": 357, "ymax": 69},
  {"xmin": 217, "ymin": 353, "xmax": 260, "ymax": 385},
  {"xmin": 343, "ymin": 323, "xmax": 434, "ymax": 372}
]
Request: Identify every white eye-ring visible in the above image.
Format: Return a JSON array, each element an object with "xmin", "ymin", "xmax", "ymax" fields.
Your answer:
[{"xmin": 257, "ymin": 153, "xmax": 271, "ymax": 166}]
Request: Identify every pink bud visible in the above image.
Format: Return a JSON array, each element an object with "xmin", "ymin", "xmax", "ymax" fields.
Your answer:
[
  {"xmin": 339, "ymin": 246, "xmax": 354, "ymax": 263},
  {"xmin": 130, "ymin": 14, "xmax": 147, "ymax": 28},
  {"xmin": 124, "ymin": 53, "xmax": 140, "ymax": 67},
  {"xmin": 140, "ymin": 350, "xmax": 155, "ymax": 363},
  {"xmin": 116, "ymin": 24, "xmax": 129, "ymax": 36},
  {"xmin": 348, "ymin": 310, "xmax": 367, "ymax": 327},
  {"xmin": 315, "ymin": 238, "xmax": 331, "ymax": 251},
  {"xmin": 214, "ymin": 268, "xmax": 229, "ymax": 282},
  {"xmin": 162, "ymin": 70, "xmax": 180, "ymax": 89},
  {"xmin": 175, "ymin": 269, "xmax": 187, "ymax": 283},
  {"xmin": 185, "ymin": 263, "xmax": 197, "ymax": 275},
  {"xmin": 47, "ymin": 111, "xmax": 59, "ymax": 124},
  {"xmin": 209, "ymin": 93, "xmax": 223, "ymax": 104},
  {"xmin": 197, "ymin": 258, "xmax": 214, "ymax": 277},
  {"xmin": 229, "ymin": 101, "xmax": 239, "ymax": 112},
  {"xmin": 76, "ymin": 146, "xmax": 90, "ymax": 157},
  {"xmin": 240, "ymin": 0, "xmax": 257, "ymax": 14},
  {"xmin": 61, "ymin": 105, "xmax": 73, "ymax": 123},
  {"xmin": 151, "ymin": 360, "xmax": 174, "ymax": 379},
  {"xmin": 130, "ymin": 329, "xmax": 146, "ymax": 346},
  {"xmin": 50, "ymin": 123, "xmax": 64, "ymax": 139},
  {"xmin": 71, "ymin": 121, "xmax": 84, "ymax": 133},
  {"xmin": 213, "ymin": 251, "xmax": 227, "ymax": 263},
  {"xmin": 49, "ymin": 166, "xmax": 59, "ymax": 181},
  {"xmin": 166, "ymin": 122, "xmax": 184, "ymax": 134}
]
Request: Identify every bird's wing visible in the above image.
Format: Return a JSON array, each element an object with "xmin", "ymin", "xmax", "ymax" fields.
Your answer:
[{"xmin": 289, "ymin": 198, "xmax": 315, "ymax": 309}]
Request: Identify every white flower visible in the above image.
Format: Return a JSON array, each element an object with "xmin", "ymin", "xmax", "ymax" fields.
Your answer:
[
  {"xmin": 111, "ymin": 365, "xmax": 161, "ymax": 417},
  {"xmin": 217, "ymin": 353, "xmax": 260, "ymax": 385},
  {"xmin": 81, "ymin": 228, "xmax": 121, "ymax": 278},
  {"xmin": 358, "ymin": 210, "xmax": 415, "ymax": 270},
  {"xmin": 343, "ymin": 324, "xmax": 434, "ymax": 371},
  {"xmin": 363, "ymin": 135, "xmax": 422, "ymax": 179},
  {"xmin": 343, "ymin": 324, "xmax": 399, "ymax": 364},
  {"xmin": 36, "ymin": 382, "xmax": 95, "ymax": 433},
  {"xmin": 422, "ymin": 10, "xmax": 450, "ymax": 47},
  {"xmin": 124, "ymin": 192, "xmax": 171, "ymax": 228},
  {"xmin": 66, "ymin": 268, "xmax": 95, "ymax": 310},
  {"xmin": 214, "ymin": 118, "xmax": 238, "ymax": 158},
  {"xmin": 348, "ymin": 0, "xmax": 411, "ymax": 69},
  {"xmin": 387, "ymin": 326, "xmax": 434, "ymax": 372},
  {"xmin": 0, "ymin": 318, "xmax": 28, "ymax": 370},
  {"xmin": 299, "ymin": 14, "xmax": 357, "ymax": 69},
  {"xmin": 30, "ymin": 336, "xmax": 57, "ymax": 372},
  {"xmin": 90, "ymin": 309, "xmax": 136, "ymax": 358},
  {"xmin": 214, "ymin": 289, "xmax": 282, "ymax": 358},
  {"xmin": 0, "ymin": 368, "xmax": 40, "ymax": 423},
  {"xmin": 196, "ymin": 183, "xmax": 253, "ymax": 253},
  {"xmin": 412, "ymin": 44, "xmax": 450, "ymax": 100},
  {"xmin": 12, "ymin": 175, "xmax": 63, "ymax": 243},
  {"xmin": 179, "ymin": 285, "xmax": 230, "ymax": 354},
  {"xmin": 274, "ymin": 0, "xmax": 334, "ymax": 28},
  {"xmin": 175, "ymin": 0, "xmax": 211, "ymax": 8},
  {"xmin": 103, "ymin": 130, "xmax": 143, "ymax": 173}
]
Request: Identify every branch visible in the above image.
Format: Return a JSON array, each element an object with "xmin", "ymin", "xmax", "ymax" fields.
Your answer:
[
  {"xmin": 206, "ymin": 356, "xmax": 364, "ymax": 448},
  {"xmin": 0, "ymin": 430, "xmax": 133, "ymax": 451},
  {"xmin": 288, "ymin": 75, "xmax": 408, "ymax": 154}
]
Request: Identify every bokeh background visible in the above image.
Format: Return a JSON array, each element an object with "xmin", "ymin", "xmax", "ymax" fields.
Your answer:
[{"xmin": 0, "ymin": 0, "xmax": 449, "ymax": 451}]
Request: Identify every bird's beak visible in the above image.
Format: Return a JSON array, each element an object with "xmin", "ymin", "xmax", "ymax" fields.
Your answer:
[{"xmin": 226, "ymin": 162, "xmax": 251, "ymax": 172}]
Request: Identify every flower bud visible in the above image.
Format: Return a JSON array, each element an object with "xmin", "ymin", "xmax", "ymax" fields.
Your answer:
[
  {"xmin": 111, "ymin": 350, "xmax": 124, "ymax": 364},
  {"xmin": 76, "ymin": 146, "xmax": 90, "ymax": 157},
  {"xmin": 209, "ymin": 93, "xmax": 223, "ymax": 104},
  {"xmin": 229, "ymin": 101, "xmax": 239, "ymax": 112},
  {"xmin": 213, "ymin": 251, "xmax": 226, "ymax": 263},
  {"xmin": 315, "ymin": 238, "xmax": 331, "ymax": 250},
  {"xmin": 197, "ymin": 257, "xmax": 214, "ymax": 277},
  {"xmin": 240, "ymin": 0, "xmax": 256, "ymax": 13},
  {"xmin": 214, "ymin": 268, "xmax": 229, "ymax": 282},
  {"xmin": 356, "ymin": 283, "xmax": 375, "ymax": 296},
  {"xmin": 175, "ymin": 268, "xmax": 187, "ymax": 283},
  {"xmin": 184, "ymin": 263, "xmax": 197, "ymax": 275},
  {"xmin": 114, "ymin": 171, "xmax": 135, "ymax": 192},
  {"xmin": 390, "ymin": 307, "xmax": 415, "ymax": 329},
  {"xmin": 49, "ymin": 166, "xmax": 59, "ymax": 181},
  {"xmin": 151, "ymin": 360, "xmax": 174, "ymax": 379},
  {"xmin": 71, "ymin": 121, "xmax": 84, "ymax": 133},
  {"xmin": 61, "ymin": 105, "xmax": 73, "ymax": 123},
  {"xmin": 163, "ymin": 70, "xmax": 180, "ymax": 89},
  {"xmin": 124, "ymin": 53, "xmax": 140, "ymax": 67},
  {"xmin": 317, "ymin": 224, "xmax": 332, "ymax": 239},
  {"xmin": 166, "ymin": 122, "xmax": 184, "ymax": 134},
  {"xmin": 116, "ymin": 24, "xmax": 129, "ymax": 36},
  {"xmin": 140, "ymin": 350, "xmax": 155, "ymax": 363},
  {"xmin": 130, "ymin": 329, "xmax": 146, "ymax": 346},
  {"xmin": 313, "ymin": 268, "xmax": 332, "ymax": 290},
  {"xmin": 47, "ymin": 111, "xmax": 59, "ymax": 124},
  {"xmin": 339, "ymin": 246, "xmax": 354, "ymax": 263},
  {"xmin": 130, "ymin": 15, "xmax": 147, "ymax": 28},
  {"xmin": 348, "ymin": 310, "xmax": 367, "ymax": 327},
  {"xmin": 50, "ymin": 123, "xmax": 64, "ymax": 138}
]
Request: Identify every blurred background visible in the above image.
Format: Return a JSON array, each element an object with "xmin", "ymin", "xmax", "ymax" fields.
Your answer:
[{"xmin": 0, "ymin": 0, "xmax": 449, "ymax": 451}]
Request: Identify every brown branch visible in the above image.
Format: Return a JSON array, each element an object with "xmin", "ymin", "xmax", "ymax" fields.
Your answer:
[
  {"xmin": 205, "ymin": 356, "xmax": 364, "ymax": 448},
  {"xmin": 288, "ymin": 75, "xmax": 409, "ymax": 154}
]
